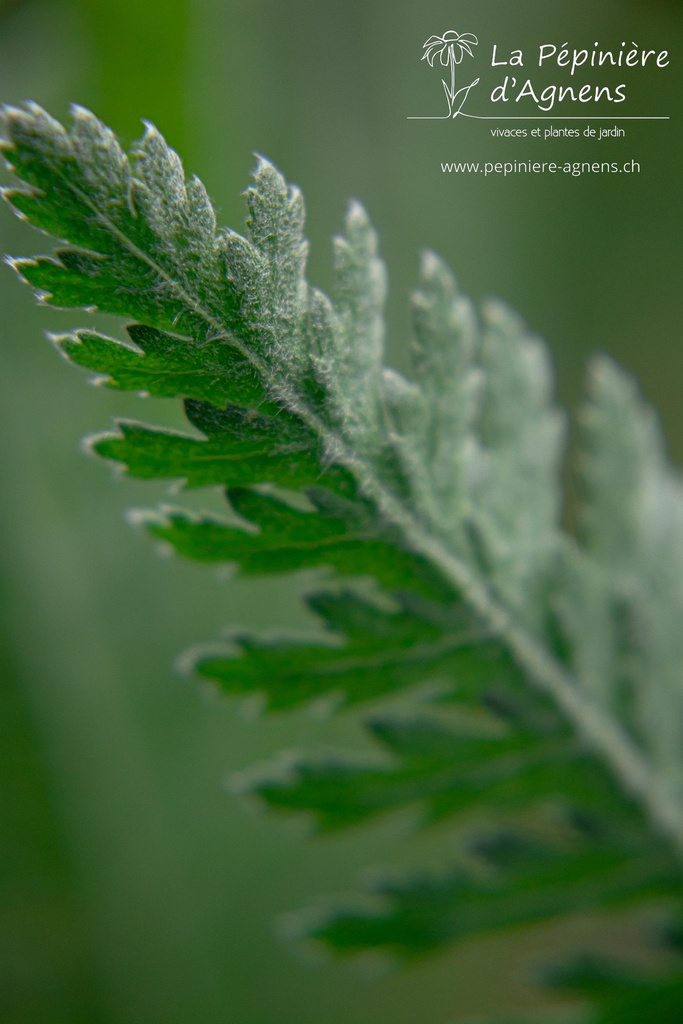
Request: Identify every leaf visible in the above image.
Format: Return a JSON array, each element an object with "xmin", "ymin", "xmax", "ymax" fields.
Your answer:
[
  {"xmin": 91, "ymin": 400, "xmax": 333, "ymax": 491},
  {"xmin": 301, "ymin": 822, "xmax": 678, "ymax": 957},
  {"xmin": 240, "ymin": 703, "xmax": 575, "ymax": 832},
  {"xmin": 138, "ymin": 486, "xmax": 454, "ymax": 599},
  {"xmin": 4, "ymin": 102, "xmax": 683, "ymax": 1022},
  {"xmin": 312, "ymin": 201, "xmax": 387, "ymax": 451},
  {"xmin": 55, "ymin": 324, "xmax": 266, "ymax": 407},
  {"xmin": 526, "ymin": 953, "xmax": 683, "ymax": 1024},
  {"xmin": 561, "ymin": 359, "xmax": 683, "ymax": 792},
  {"xmin": 192, "ymin": 588, "xmax": 503, "ymax": 711}
]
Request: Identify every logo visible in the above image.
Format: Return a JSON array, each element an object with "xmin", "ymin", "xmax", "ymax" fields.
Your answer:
[
  {"xmin": 418, "ymin": 30, "xmax": 480, "ymax": 118},
  {"xmin": 410, "ymin": 32, "xmax": 670, "ymax": 123}
]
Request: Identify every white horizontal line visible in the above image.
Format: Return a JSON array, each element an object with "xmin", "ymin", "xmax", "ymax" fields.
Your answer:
[{"xmin": 408, "ymin": 115, "xmax": 670, "ymax": 120}]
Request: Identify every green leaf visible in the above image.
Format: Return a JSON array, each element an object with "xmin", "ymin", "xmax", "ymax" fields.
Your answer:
[
  {"xmin": 139, "ymin": 487, "xmax": 453, "ymax": 599},
  {"xmin": 4, "ymin": 102, "xmax": 683, "ymax": 1022},
  {"xmin": 92, "ymin": 401, "xmax": 333, "ymax": 491},
  {"xmin": 530, "ymin": 954, "xmax": 683, "ymax": 1024},
  {"xmin": 55, "ymin": 324, "xmax": 266, "ymax": 407},
  {"xmin": 192, "ymin": 588, "xmax": 501, "ymax": 711},
  {"xmin": 2, "ymin": 106, "xmax": 238, "ymax": 338},
  {"xmin": 240, "ymin": 704, "xmax": 564, "ymax": 832},
  {"xmin": 299, "ymin": 821, "xmax": 679, "ymax": 957}
]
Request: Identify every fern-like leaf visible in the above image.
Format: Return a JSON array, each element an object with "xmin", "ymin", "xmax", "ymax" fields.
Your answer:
[{"xmin": 3, "ymin": 102, "xmax": 683, "ymax": 1022}]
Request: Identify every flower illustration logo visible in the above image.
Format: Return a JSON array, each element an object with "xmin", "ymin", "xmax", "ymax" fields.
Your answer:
[{"xmin": 419, "ymin": 30, "xmax": 480, "ymax": 118}]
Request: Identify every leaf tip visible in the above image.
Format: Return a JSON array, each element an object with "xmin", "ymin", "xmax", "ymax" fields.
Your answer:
[
  {"xmin": 344, "ymin": 199, "xmax": 377, "ymax": 250},
  {"xmin": 68, "ymin": 102, "xmax": 96, "ymax": 123},
  {"xmin": 125, "ymin": 506, "xmax": 158, "ymax": 530},
  {"xmin": 249, "ymin": 152, "xmax": 287, "ymax": 193},
  {"xmin": 47, "ymin": 330, "xmax": 73, "ymax": 356},
  {"xmin": 274, "ymin": 907, "xmax": 335, "ymax": 964}
]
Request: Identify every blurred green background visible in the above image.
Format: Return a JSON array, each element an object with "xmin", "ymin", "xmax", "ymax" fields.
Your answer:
[{"xmin": 1, "ymin": 1, "xmax": 681, "ymax": 1022}]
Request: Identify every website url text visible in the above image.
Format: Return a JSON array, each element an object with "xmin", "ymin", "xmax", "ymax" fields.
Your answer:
[{"xmin": 441, "ymin": 160, "xmax": 641, "ymax": 176}]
